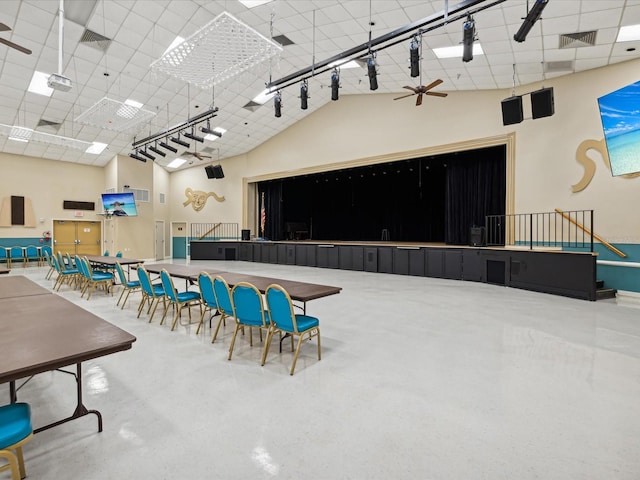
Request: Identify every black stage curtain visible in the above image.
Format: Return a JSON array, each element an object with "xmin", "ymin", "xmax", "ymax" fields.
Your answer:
[
  {"xmin": 259, "ymin": 181, "xmax": 284, "ymax": 240},
  {"xmin": 444, "ymin": 153, "xmax": 506, "ymax": 245}
]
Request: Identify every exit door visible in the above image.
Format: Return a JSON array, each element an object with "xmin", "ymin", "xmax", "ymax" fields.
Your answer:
[{"xmin": 53, "ymin": 220, "xmax": 101, "ymax": 256}]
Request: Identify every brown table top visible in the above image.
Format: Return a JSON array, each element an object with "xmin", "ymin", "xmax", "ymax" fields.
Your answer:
[
  {"xmin": 0, "ymin": 275, "xmax": 52, "ymax": 299},
  {"xmin": 144, "ymin": 263, "xmax": 342, "ymax": 303},
  {"xmin": 0, "ymin": 293, "xmax": 136, "ymax": 384},
  {"xmin": 85, "ymin": 255, "xmax": 143, "ymax": 266}
]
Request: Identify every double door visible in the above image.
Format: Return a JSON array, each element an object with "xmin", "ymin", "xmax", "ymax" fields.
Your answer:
[{"xmin": 53, "ymin": 220, "xmax": 101, "ymax": 256}]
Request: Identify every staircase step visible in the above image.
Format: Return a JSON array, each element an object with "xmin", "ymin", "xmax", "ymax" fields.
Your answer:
[{"xmin": 596, "ymin": 288, "xmax": 617, "ymax": 300}]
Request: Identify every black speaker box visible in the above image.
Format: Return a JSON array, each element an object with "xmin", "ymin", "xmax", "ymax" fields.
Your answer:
[
  {"xmin": 531, "ymin": 87, "xmax": 554, "ymax": 119},
  {"xmin": 204, "ymin": 165, "xmax": 215, "ymax": 179},
  {"xmin": 212, "ymin": 165, "xmax": 224, "ymax": 179},
  {"xmin": 469, "ymin": 226, "xmax": 486, "ymax": 247},
  {"xmin": 241, "ymin": 229, "xmax": 251, "ymax": 241},
  {"xmin": 501, "ymin": 96, "xmax": 523, "ymax": 125},
  {"xmin": 63, "ymin": 200, "xmax": 96, "ymax": 210}
]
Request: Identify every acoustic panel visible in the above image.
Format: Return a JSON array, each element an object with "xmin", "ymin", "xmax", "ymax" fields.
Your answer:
[
  {"xmin": 11, "ymin": 196, "xmax": 24, "ymax": 225},
  {"xmin": 531, "ymin": 87, "xmax": 555, "ymax": 119},
  {"xmin": 501, "ymin": 96, "xmax": 523, "ymax": 125}
]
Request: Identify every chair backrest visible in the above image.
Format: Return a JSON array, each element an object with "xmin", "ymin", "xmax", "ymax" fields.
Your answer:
[
  {"xmin": 115, "ymin": 262, "xmax": 128, "ymax": 284},
  {"xmin": 75, "ymin": 256, "xmax": 87, "ymax": 277},
  {"xmin": 0, "ymin": 247, "xmax": 7, "ymax": 260},
  {"xmin": 25, "ymin": 245, "xmax": 39, "ymax": 258},
  {"xmin": 51, "ymin": 254, "xmax": 62, "ymax": 272},
  {"xmin": 116, "ymin": 251, "xmax": 123, "ymax": 258},
  {"xmin": 198, "ymin": 272, "xmax": 218, "ymax": 308},
  {"xmin": 103, "ymin": 250, "xmax": 110, "ymax": 256},
  {"xmin": 213, "ymin": 276, "xmax": 233, "ymax": 316},
  {"xmin": 43, "ymin": 250, "xmax": 52, "ymax": 266},
  {"xmin": 231, "ymin": 282, "xmax": 268, "ymax": 327},
  {"xmin": 10, "ymin": 246, "xmax": 23, "ymax": 259},
  {"xmin": 160, "ymin": 269, "xmax": 178, "ymax": 302},
  {"xmin": 137, "ymin": 266, "xmax": 156, "ymax": 296},
  {"xmin": 57, "ymin": 251, "xmax": 68, "ymax": 271},
  {"xmin": 41, "ymin": 245, "xmax": 53, "ymax": 257},
  {"xmin": 265, "ymin": 284, "xmax": 298, "ymax": 333},
  {"xmin": 64, "ymin": 252, "xmax": 74, "ymax": 269}
]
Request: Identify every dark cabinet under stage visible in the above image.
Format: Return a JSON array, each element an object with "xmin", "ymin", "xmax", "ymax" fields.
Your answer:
[{"xmin": 189, "ymin": 240, "xmax": 597, "ymax": 301}]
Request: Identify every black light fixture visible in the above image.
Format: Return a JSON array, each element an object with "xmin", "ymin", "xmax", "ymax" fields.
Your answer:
[
  {"xmin": 129, "ymin": 151, "xmax": 147, "ymax": 162},
  {"xmin": 183, "ymin": 127, "xmax": 204, "ymax": 143},
  {"xmin": 274, "ymin": 91, "xmax": 282, "ymax": 117},
  {"xmin": 367, "ymin": 56, "xmax": 378, "ymax": 91},
  {"xmin": 462, "ymin": 15, "xmax": 475, "ymax": 63},
  {"xmin": 513, "ymin": 0, "xmax": 548, "ymax": 43},
  {"xmin": 170, "ymin": 134, "xmax": 190, "ymax": 148},
  {"xmin": 330, "ymin": 68, "xmax": 340, "ymax": 101},
  {"xmin": 300, "ymin": 80, "xmax": 308, "ymax": 110},
  {"xmin": 201, "ymin": 120, "xmax": 222, "ymax": 137},
  {"xmin": 139, "ymin": 149, "xmax": 155, "ymax": 161},
  {"xmin": 159, "ymin": 139, "xmax": 178, "ymax": 153},
  {"xmin": 409, "ymin": 36, "xmax": 420, "ymax": 77},
  {"xmin": 148, "ymin": 143, "xmax": 166, "ymax": 157}
]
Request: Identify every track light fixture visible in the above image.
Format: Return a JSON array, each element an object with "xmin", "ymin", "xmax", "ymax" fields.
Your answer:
[
  {"xmin": 148, "ymin": 143, "xmax": 166, "ymax": 157},
  {"xmin": 183, "ymin": 128, "xmax": 204, "ymax": 143},
  {"xmin": 274, "ymin": 91, "xmax": 282, "ymax": 118},
  {"xmin": 331, "ymin": 68, "xmax": 340, "ymax": 101},
  {"xmin": 139, "ymin": 149, "xmax": 155, "ymax": 161},
  {"xmin": 201, "ymin": 120, "xmax": 222, "ymax": 137},
  {"xmin": 300, "ymin": 80, "xmax": 308, "ymax": 110},
  {"xmin": 170, "ymin": 134, "xmax": 190, "ymax": 148},
  {"xmin": 367, "ymin": 55, "xmax": 378, "ymax": 91},
  {"xmin": 129, "ymin": 151, "xmax": 147, "ymax": 162},
  {"xmin": 159, "ymin": 139, "xmax": 178, "ymax": 153},
  {"xmin": 462, "ymin": 15, "xmax": 475, "ymax": 63},
  {"xmin": 513, "ymin": 0, "xmax": 548, "ymax": 43},
  {"xmin": 410, "ymin": 36, "xmax": 420, "ymax": 78}
]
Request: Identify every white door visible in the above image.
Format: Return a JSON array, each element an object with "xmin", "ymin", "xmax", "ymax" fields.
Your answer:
[{"xmin": 155, "ymin": 221, "xmax": 165, "ymax": 261}]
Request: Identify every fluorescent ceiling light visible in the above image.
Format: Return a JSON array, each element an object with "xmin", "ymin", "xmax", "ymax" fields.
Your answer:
[
  {"xmin": 8, "ymin": 126, "xmax": 33, "ymax": 142},
  {"xmin": 85, "ymin": 142, "xmax": 108, "ymax": 154},
  {"xmin": 433, "ymin": 43, "xmax": 484, "ymax": 59},
  {"xmin": 205, "ymin": 127, "xmax": 227, "ymax": 141},
  {"xmin": 117, "ymin": 98, "xmax": 143, "ymax": 119},
  {"xmin": 328, "ymin": 60, "xmax": 361, "ymax": 70},
  {"xmin": 252, "ymin": 88, "xmax": 277, "ymax": 105},
  {"xmin": 28, "ymin": 71, "xmax": 54, "ymax": 97},
  {"xmin": 124, "ymin": 98, "xmax": 143, "ymax": 108},
  {"xmin": 617, "ymin": 24, "xmax": 640, "ymax": 42},
  {"xmin": 167, "ymin": 158, "xmax": 187, "ymax": 168},
  {"xmin": 238, "ymin": 0, "xmax": 274, "ymax": 8},
  {"xmin": 164, "ymin": 36, "xmax": 185, "ymax": 55}
]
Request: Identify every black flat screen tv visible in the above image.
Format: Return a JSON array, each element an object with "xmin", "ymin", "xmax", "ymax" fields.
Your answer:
[
  {"xmin": 597, "ymin": 80, "xmax": 640, "ymax": 176},
  {"xmin": 101, "ymin": 192, "xmax": 138, "ymax": 217}
]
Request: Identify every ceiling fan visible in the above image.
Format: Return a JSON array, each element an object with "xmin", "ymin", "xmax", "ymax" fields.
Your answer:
[
  {"xmin": 185, "ymin": 150, "xmax": 212, "ymax": 161},
  {"xmin": 0, "ymin": 23, "xmax": 32, "ymax": 55},
  {"xmin": 394, "ymin": 79, "xmax": 448, "ymax": 106}
]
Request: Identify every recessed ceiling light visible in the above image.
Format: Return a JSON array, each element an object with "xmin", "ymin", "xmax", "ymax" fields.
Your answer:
[
  {"xmin": 124, "ymin": 99, "xmax": 143, "ymax": 108},
  {"xmin": 433, "ymin": 43, "xmax": 484, "ymax": 59},
  {"xmin": 167, "ymin": 158, "xmax": 187, "ymax": 168},
  {"xmin": 328, "ymin": 60, "xmax": 362, "ymax": 70},
  {"xmin": 251, "ymin": 88, "xmax": 277, "ymax": 105},
  {"xmin": 85, "ymin": 142, "xmax": 108, "ymax": 154},
  {"xmin": 28, "ymin": 71, "xmax": 54, "ymax": 97},
  {"xmin": 238, "ymin": 0, "xmax": 273, "ymax": 8},
  {"xmin": 164, "ymin": 36, "xmax": 185, "ymax": 55},
  {"xmin": 617, "ymin": 24, "xmax": 640, "ymax": 42}
]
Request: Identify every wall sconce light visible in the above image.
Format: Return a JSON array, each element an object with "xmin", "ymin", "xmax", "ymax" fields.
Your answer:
[
  {"xmin": 514, "ymin": 0, "xmax": 549, "ymax": 43},
  {"xmin": 367, "ymin": 56, "xmax": 378, "ymax": 91},
  {"xmin": 462, "ymin": 15, "xmax": 475, "ymax": 63},
  {"xmin": 331, "ymin": 68, "xmax": 340, "ymax": 101},
  {"xmin": 300, "ymin": 80, "xmax": 308, "ymax": 110},
  {"xmin": 410, "ymin": 36, "xmax": 420, "ymax": 77}
]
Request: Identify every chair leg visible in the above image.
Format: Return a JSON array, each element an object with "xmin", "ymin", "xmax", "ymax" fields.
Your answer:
[
  {"xmin": 261, "ymin": 328, "xmax": 275, "ymax": 366},
  {"xmin": 211, "ymin": 313, "xmax": 227, "ymax": 343},
  {"xmin": 227, "ymin": 323, "xmax": 242, "ymax": 360},
  {"xmin": 196, "ymin": 307, "xmax": 208, "ymax": 335},
  {"xmin": 0, "ymin": 449, "xmax": 20, "ymax": 480},
  {"xmin": 171, "ymin": 305, "xmax": 182, "ymax": 331},
  {"xmin": 290, "ymin": 334, "xmax": 305, "ymax": 375},
  {"xmin": 15, "ymin": 445, "xmax": 26, "ymax": 479}
]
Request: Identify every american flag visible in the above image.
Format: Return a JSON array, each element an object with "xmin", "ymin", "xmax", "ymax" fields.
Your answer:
[{"xmin": 260, "ymin": 192, "xmax": 266, "ymax": 237}]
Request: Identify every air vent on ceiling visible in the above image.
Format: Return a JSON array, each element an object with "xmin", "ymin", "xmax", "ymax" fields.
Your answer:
[
  {"xmin": 559, "ymin": 31, "xmax": 597, "ymax": 49},
  {"xmin": 79, "ymin": 28, "xmax": 112, "ymax": 51},
  {"xmin": 243, "ymin": 100, "xmax": 262, "ymax": 112},
  {"xmin": 36, "ymin": 119, "xmax": 62, "ymax": 131},
  {"xmin": 272, "ymin": 34, "xmax": 295, "ymax": 46},
  {"xmin": 201, "ymin": 146, "xmax": 216, "ymax": 154},
  {"xmin": 544, "ymin": 60, "xmax": 575, "ymax": 73}
]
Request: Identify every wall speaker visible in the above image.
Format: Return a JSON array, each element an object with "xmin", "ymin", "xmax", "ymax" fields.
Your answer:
[
  {"xmin": 501, "ymin": 96, "xmax": 523, "ymax": 125},
  {"xmin": 469, "ymin": 226, "xmax": 486, "ymax": 247},
  {"xmin": 531, "ymin": 87, "xmax": 554, "ymax": 119},
  {"xmin": 211, "ymin": 165, "xmax": 224, "ymax": 179},
  {"xmin": 241, "ymin": 229, "xmax": 251, "ymax": 241},
  {"xmin": 204, "ymin": 165, "xmax": 215, "ymax": 179}
]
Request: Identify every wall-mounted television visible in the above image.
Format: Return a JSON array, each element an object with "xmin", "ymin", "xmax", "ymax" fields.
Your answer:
[
  {"xmin": 101, "ymin": 192, "xmax": 138, "ymax": 217},
  {"xmin": 597, "ymin": 80, "xmax": 640, "ymax": 176}
]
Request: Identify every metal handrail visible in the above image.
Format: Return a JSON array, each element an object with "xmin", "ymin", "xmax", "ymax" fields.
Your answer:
[{"xmin": 554, "ymin": 208, "xmax": 626, "ymax": 258}]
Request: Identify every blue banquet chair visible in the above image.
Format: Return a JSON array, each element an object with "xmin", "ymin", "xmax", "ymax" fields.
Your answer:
[
  {"xmin": 197, "ymin": 272, "xmax": 219, "ymax": 335},
  {"xmin": 136, "ymin": 265, "xmax": 166, "ymax": 323},
  {"xmin": 228, "ymin": 282, "xmax": 270, "ymax": 362},
  {"xmin": 211, "ymin": 276, "xmax": 235, "ymax": 344},
  {"xmin": 159, "ymin": 269, "xmax": 202, "ymax": 331},
  {"xmin": 264, "ymin": 284, "xmax": 321, "ymax": 375},
  {"xmin": 115, "ymin": 261, "xmax": 141, "ymax": 309},
  {"xmin": 0, "ymin": 402, "xmax": 33, "ymax": 480}
]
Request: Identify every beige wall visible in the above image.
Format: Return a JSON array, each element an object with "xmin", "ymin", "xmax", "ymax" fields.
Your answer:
[{"xmin": 2, "ymin": 59, "xmax": 640, "ymax": 249}]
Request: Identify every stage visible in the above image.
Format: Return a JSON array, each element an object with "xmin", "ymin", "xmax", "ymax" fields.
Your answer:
[{"xmin": 189, "ymin": 240, "xmax": 598, "ymax": 301}]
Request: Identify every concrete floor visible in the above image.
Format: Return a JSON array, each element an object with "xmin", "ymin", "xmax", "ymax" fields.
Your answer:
[{"xmin": 2, "ymin": 260, "xmax": 640, "ymax": 480}]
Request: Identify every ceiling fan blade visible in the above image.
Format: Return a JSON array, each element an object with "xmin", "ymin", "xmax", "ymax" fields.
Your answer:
[
  {"xmin": 423, "ymin": 79, "xmax": 444, "ymax": 91},
  {"xmin": 425, "ymin": 91, "xmax": 448, "ymax": 97},
  {"xmin": 0, "ymin": 23, "xmax": 11, "ymax": 32},
  {"xmin": 0, "ymin": 37, "xmax": 32, "ymax": 55},
  {"xmin": 393, "ymin": 93, "xmax": 415, "ymax": 101},
  {"xmin": 402, "ymin": 86, "xmax": 418, "ymax": 92},
  {"xmin": 416, "ymin": 93, "xmax": 423, "ymax": 106}
]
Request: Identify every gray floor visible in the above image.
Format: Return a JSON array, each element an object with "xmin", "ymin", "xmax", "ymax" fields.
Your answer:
[{"xmin": 2, "ymin": 260, "xmax": 640, "ymax": 480}]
